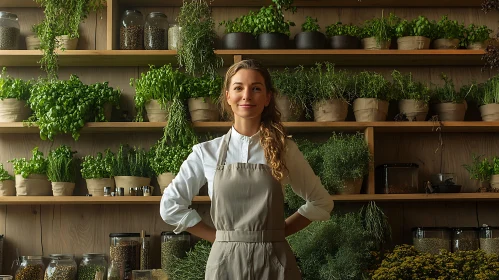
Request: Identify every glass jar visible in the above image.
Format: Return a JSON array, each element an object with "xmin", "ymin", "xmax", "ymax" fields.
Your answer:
[
  {"xmin": 109, "ymin": 233, "xmax": 150, "ymax": 280},
  {"xmin": 120, "ymin": 10, "xmax": 144, "ymax": 50},
  {"xmin": 167, "ymin": 23, "xmax": 182, "ymax": 50},
  {"xmin": 452, "ymin": 227, "xmax": 479, "ymax": 252},
  {"xmin": 375, "ymin": 163, "xmax": 419, "ymax": 194},
  {"xmin": 0, "ymin": 276, "xmax": 12, "ymax": 280},
  {"xmin": 412, "ymin": 227, "xmax": 451, "ymax": 254},
  {"xmin": 0, "ymin": 11, "xmax": 20, "ymax": 50},
  {"xmin": 144, "ymin": 12, "xmax": 168, "ymax": 50},
  {"xmin": 480, "ymin": 226, "xmax": 499, "ymax": 254},
  {"xmin": 161, "ymin": 231, "xmax": 191, "ymax": 270},
  {"xmin": 132, "ymin": 270, "xmax": 152, "ymax": 280},
  {"xmin": 78, "ymin": 253, "xmax": 107, "ymax": 280},
  {"xmin": 15, "ymin": 256, "xmax": 45, "ymax": 280},
  {"xmin": 44, "ymin": 254, "xmax": 77, "ymax": 280}
]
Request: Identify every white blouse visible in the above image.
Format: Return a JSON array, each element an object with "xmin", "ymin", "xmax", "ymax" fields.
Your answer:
[{"xmin": 160, "ymin": 127, "xmax": 335, "ymax": 233}]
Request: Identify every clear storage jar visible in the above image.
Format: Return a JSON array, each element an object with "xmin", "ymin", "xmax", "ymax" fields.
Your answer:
[
  {"xmin": 78, "ymin": 253, "xmax": 107, "ymax": 280},
  {"xmin": 480, "ymin": 226, "xmax": 499, "ymax": 254},
  {"xmin": 15, "ymin": 256, "xmax": 45, "ymax": 280},
  {"xmin": 120, "ymin": 10, "xmax": 144, "ymax": 50},
  {"xmin": 0, "ymin": 11, "xmax": 20, "ymax": 50},
  {"xmin": 44, "ymin": 254, "xmax": 77, "ymax": 280},
  {"xmin": 144, "ymin": 12, "xmax": 168, "ymax": 50},
  {"xmin": 109, "ymin": 233, "xmax": 150, "ymax": 280},
  {"xmin": 452, "ymin": 227, "xmax": 479, "ymax": 252},
  {"xmin": 376, "ymin": 163, "xmax": 419, "ymax": 194},
  {"xmin": 412, "ymin": 227, "xmax": 451, "ymax": 254},
  {"xmin": 167, "ymin": 23, "xmax": 182, "ymax": 50},
  {"xmin": 161, "ymin": 231, "xmax": 191, "ymax": 270}
]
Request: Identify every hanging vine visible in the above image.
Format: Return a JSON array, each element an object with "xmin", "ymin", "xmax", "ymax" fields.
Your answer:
[{"xmin": 481, "ymin": 0, "xmax": 499, "ymax": 69}]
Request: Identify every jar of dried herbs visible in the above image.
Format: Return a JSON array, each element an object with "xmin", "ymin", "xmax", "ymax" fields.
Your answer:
[
  {"xmin": 109, "ymin": 233, "xmax": 149, "ymax": 280},
  {"xmin": 15, "ymin": 256, "xmax": 45, "ymax": 280},
  {"xmin": 44, "ymin": 254, "xmax": 77, "ymax": 280},
  {"xmin": 480, "ymin": 225, "xmax": 499, "ymax": 255},
  {"xmin": 144, "ymin": 12, "xmax": 168, "ymax": 50},
  {"xmin": 161, "ymin": 231, "xmax": 191, "ymax": 270},
  {"xmin": 78, "ymin": 253, "xmax": 107, "ymax": 280},
  {"xmin": 452, "ymin": 227, "xmax": 479, "ymax": 252},
  {"xmin": 0, "ymin": 12, "xmax": 20, "ymax": 50},
  {"xmin": 412, "ymin": 227, "xmax": 451, "ymax": 254},
  {"xmin": 120, "ymin": 10, "xmax": 144, "ymax": 50}
]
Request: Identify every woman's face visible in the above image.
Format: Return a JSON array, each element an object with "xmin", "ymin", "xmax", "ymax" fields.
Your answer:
[{"xmin": 225, "ymin": 69, "xmax": 271, "ymax": 122}]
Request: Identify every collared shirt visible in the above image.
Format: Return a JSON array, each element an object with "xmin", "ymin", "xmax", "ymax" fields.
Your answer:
[{"xmin": 160, "ymin": 127, "xmax": 335, "ymax": 233}]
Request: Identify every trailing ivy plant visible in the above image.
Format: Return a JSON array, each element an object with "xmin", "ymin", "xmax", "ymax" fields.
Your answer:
[
  {"xmin": 353, "ymin": 71, "xmax": 392, "ymax": 101},
  {"xmin": 0, "ymin": 164, "xmax": 13, "ymax": 181},
  {"xmin": 9, "ymin": 147, "xmax": 48, "ymax": 178},
  {"xmin": 28, "ymin": 75, "xmax": 121, "ymax": 140},
  {"xmin": 325, "ymin": 22, "xmax": 361, "ymax": 38},
  {"xmin": 0, "ymin": 68, "xmax": 31, "ymax": 101},
  {"xmin": 219, "ymin": 11, "xmax": 257, "ymax": 34},
  {"xmin": 391, "ymin": 70, "xmax": 431, "ymax": 102},
  {"xmin": 270, "ymin": 66, "xmax": 309, "ymax": 118},
  {"xmin": 301, "ymin": 16, "xmax": 320, "ymax": 32},
  {"xmin": 394, "ymin": 16, "xmax": 433, "ymax": 38},
  {"xmin": 34, "ymin": 0, "xmax": 106, "ymax": 79},
  {"xmin": 81, "ymin": 149, "xmax": 115, "ymax": 179},
  {"xmin": 112, "ymin": 144, "xmax": 152, "ymax": 178},
  {"xmin": 47, "ymin": 145, "xmax": 78, "ymax": 183}
]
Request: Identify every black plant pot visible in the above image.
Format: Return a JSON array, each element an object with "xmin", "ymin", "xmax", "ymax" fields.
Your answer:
[
  {"xmin": 294, "ymin": 31, "xmax": 326, "ymax": 49},
  {"xmin": 257, "ymin": 32, "xmax": 289, "ymax": 49},
  {"xmin": 222, "ymin": 32, "xmax": 257, "ymax": 49},
  {"xmin": 329, "ymin": 35, "xmax": 360, "ymax": 49}
]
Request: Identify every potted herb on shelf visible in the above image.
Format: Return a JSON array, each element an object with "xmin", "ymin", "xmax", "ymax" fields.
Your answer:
[
  {"xmin": 470, "ymin": 76, "xmax": 499, "ymax": 121},
  {"xmin": 431, "ymin": 73, "xmax": 468, "ymax": 121},
  {"xmin": 150, "ymin": 141, "xmax": 193, "ymax": 193},
  {"xmin": 395, "ymin": 16, "xmax": 433, "ymax": 50},
  {"xmin": 353, "ymin": 71, "xmax": 392, "ymax": 121},
  {"xmin": 186, "ymin": 74, "xmax": 222, "ymax": 122},
  {"xmin": 9, "ymin": 147, "xmax": 51, "ymax": 196},
  {"xmin": 432, "ymin": 15, "xmax": 465, "ymax": 49},
  {"xmin": 47, "ymin": 145, "xmax": 78, "ymax": 196},
  {"xmin": 0, "ymin": 163, "xmax": 14, "ymax": 196},
  {"xmin": 270, "ymin": 66, "xmax": 308, "ymax": 121},
  {"xmin": 360, "ymin": 12, "xmax": 398, "ymax": 50},
  {"xmin": 113, "ymin": 144, "xmax": 152, "ymax": 195},
  {"xmin": 253, "ymin": 5, "xmax": 295, "ymax": 49},
  {"xmin": 463, "ymin": 154, "xmax": 492, "ymax": 191},
  {"xmin": 464, "ymin": 23, "xmax": 493, "ymax": 50},
  {"xmin": 309, "ymin": 62, "xmax": 352, "ymax": 122},
  {"xmin": 81, "ymin": 149, "xmax": 115, "ymax": 196},
  {"xmin": 325, "ymin": 22, "xmax": 361, "ymax": 49},
  {"xmin": 491, "ymin": 156, "xmax": 499, "ymax": 189},
  {"xmin": 294, "ymin": 16, "xmax": 326, "ymax": 49},
  {"xmin": 391, "ymin": 70, "xmax": 431, "ymax": 121},
  {"xmin": 219, "ymin": 12, "xmax": 257, "ymax": 49},
  {"xmin": 0, "ymin": 67, "xmax": 32, "ymax": 122}
]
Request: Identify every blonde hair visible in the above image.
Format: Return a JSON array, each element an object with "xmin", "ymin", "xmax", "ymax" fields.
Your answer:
[{"xmin": 220, "ymin": 59, "xmax": 287, "ymax": 181}]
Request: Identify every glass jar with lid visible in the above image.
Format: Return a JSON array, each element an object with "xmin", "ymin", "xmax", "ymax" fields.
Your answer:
[
  {"xmin": 168, "ymin": 23, "xmax": 182, "ymax": 50},
  {"xmin": 78, "ymin": 253, "xmax": 107, "ymax": 280},
  {"xmin": 452, "ymin": 227, "xmax": 479, "ymax": 252},
  {"xmin": 120, "ymin": 10, "xmax": 144, "ymax": 50},
  {"xmin": 44, "ymin": 254, "xmax": 77, "ymax": 280},
  {"xmin": 109, "ymin": 233, "xmax": 150, "ymax": 280},
  {"xmin": 0, "ymin": 11, "xmax": 20, "ymax": 50},
  {"xmin": 480, "ymin": 226, "xmax": 499, "ymax": 254},
  {"xmin": 412, "ymin": 227, "xmax": 451, "ymax": 254},
  {"xmin": 161, "ymin": 231, "xmax": 191, "ymax": 270},
  {"xmin": 15, "ymin": 256, "xmax": 45, "ymax": 280},
  {"xmin": 144, "ymin": 12, "xmax": 168, "ymax": 50}
]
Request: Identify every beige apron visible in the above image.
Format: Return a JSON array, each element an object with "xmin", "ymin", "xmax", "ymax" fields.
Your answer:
[{"xmin": 205, "ymin": 130, "xmax": 301, "ymax": 280}]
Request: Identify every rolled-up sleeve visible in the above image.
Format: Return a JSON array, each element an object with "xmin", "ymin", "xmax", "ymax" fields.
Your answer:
[
  {"xmin": 284, "ymin": 139, "xmax": 334, "ymax": 221},
  {"xmin": 160, "ymin": 144, "xmax": 207, "ymax": 233}
]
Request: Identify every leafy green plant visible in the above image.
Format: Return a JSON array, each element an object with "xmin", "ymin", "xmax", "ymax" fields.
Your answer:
[
  {"xmin": 432, "ymin": 73, "xmax": 468, "ymax": 103},
  {"xmin": 391, "ymin": 70, "xmax": 431, "ymax": 102},
  {"xmin": 9, "ymin": 147, "xmax": 48, "ymax": 178},
  {"xmin": 165, "ymin": 240, "xmax": 211, "ymax": 280},
  {"xmin": 469, "ymin": 76, "xmax": 499, "ymax": 106},
  {"xmin": 463, "ymin": 154, "xmax": 492, "ymax": 181},
  {"xmin": 47, "ymin": 145, "xmax": 78, "ymax": 183},
  {"xmin": 112, "ymin": 144, "xmax": 152, "ymax": 178},
  {"xmin": 0, "ymin": 68, "xmax": 31, "ymax": 101},
  {"xmin": 308, "ymin": 62, "xmax": 354, "ymax": 102},
  {"xmin": 81, "ymin": 149, "xmax": 115, "ymax": 179},
  {"xmin": 361, "ymin": 12, "xmax": 399, "ymax": 46},
  {"xmin": 177, "ymin": 0, "xmax": 223, "ymax": 77},
  {"xmin": 325, "ymin": 22, "xmax": 361, "ymax": 38},
  {"xmin": 394, "ymin": 16, "xmax": 433, "ymax": 38},
  {"xmin": 271, "ymin": 66, "xmax": 309, "ymax": 117},
  {"xmin": 493, "ymin": 156, "xmax": 499, "ymax": 175},
  {"xmin": 28, "ymin": 75, "xmax": 121, "ymax": 140},
  {"xmin": 464, "ymin": 23, "xmax": 492, "ymax": 45},
  {"xmin": 0, "ymin": 164, "xmax": 13, "ymax": 181},
  {"xmin": 185, "ymin": 74, "xmax": 223, "ymax": 100},
  {"xmin": 353, "ymin": 71, "xmax": 392, "ymax": 101},
  {"xmin": 253, "ymin": 5, "xmax": 296, "ymax": 36},
  {"xmin": 149, "ymin": 141, "xmax": 192, "ymax": 176},
  {"xmin": 219, "ymin": 11, "xmax": 257, "ymax": 34},
  {"xmin": 434, "ymin": 15, "xmax": 465, "ymax": 40},
  {"xmin": 301, "ymin": 16, "xmax": 320, "ymax": 32}
]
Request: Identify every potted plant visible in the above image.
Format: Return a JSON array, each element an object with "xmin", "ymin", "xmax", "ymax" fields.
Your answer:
[
  {"xmin": 9, "ymin": 147, "xmax": 51, "ymax": 196},
  {"xmin": 26, "ymin": 23, "xmax": 42, "ymax": 50},
  {"xmin": 112, "ymin": 144, "xmax": 152, "ymax": 195},
  {"xmin": 270, "ymin": 66, "xmax": 308, "ymax": 121},
  {"xmin": 28, "ymin": 75, "xmax": 121, "ymax": 140},
  {"xmin": 395, "ymin": 16, "xmax": 433, "ymax": 50},
  {"xmin": 0, "ymin": 67, "xmax": 32, "ymax": 122},
  {"xmin": 463, "ymin": 154, "xmax": 492, "ymax": 191},
  {"xmin": 391, "ymin": 70, "xmax": 431, "ymax": 121},
  {"xmin": 325, "ymin": 22, "xmax": 361, "ymax": 49},
  {"xmin": 360, "ymin": 12, "xmax": 398, "ymax": 50},
  {"xmin": 47, "ymin": 145, "xmax": 78, "ymax": 196},
  {"xmin": 0, "ymin": 163, "xmax": 15, "ymax": 196},
  {"xmin": 432, "ymin": 15, "xmax": 465, "ymax": 49},
  {"xmin": 464, "ymin": 23, "xmax": 493, "ymax": 50},
  {"xmin": 431, "ymin": 73, "xmax": 468, "ymax": 121},
  {"xmin": 150, "ymin": 141, "xmax": 193, "ymax": 193},
  {"xmin": 470, "ymin": 76, "xmax": 499, "ymax": 121},
  {"xmin": 309, "ymin": 62, "xmax": 352, "ymax": 122},
  {"xmin": 294, "ymin": 16, "xmax": 326, "ymax": 49},
  {"xmin": 253, "ymin": 4, "xmax": 295, "ymax": 49},
  {"xmin": 353, "ymin": 71, "xmax": 392, "ymax": 121},
  {"xmin": 186, "ymin": 74, "xmax": 222, "ymax": 122},
  {"xmin": 219, "ymin": 12, "xmax": 257, "ymax": 49},
  {"xmin": 81, "ymin": 149, "xmax": 115, "ymax": 196},
  {"xmin": 491, "ymin": 156, "xmax": 499, "ymax": 189},
  {"xmin": 131, "ymin": 64, "xmax": 188, "ymax": 122}
]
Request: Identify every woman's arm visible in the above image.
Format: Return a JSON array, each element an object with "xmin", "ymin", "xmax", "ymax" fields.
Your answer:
[
  {"xmin": 187, "ymin": 222, "xmax": 217, "ymax": 243},
  {"xmin": 284, "ymin": 212, "xmax": 311, "ymax": 237}
]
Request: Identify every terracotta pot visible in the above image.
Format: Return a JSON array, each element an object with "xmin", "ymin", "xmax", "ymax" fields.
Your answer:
[
  {"xmin": 187, "ymin": 97, "xmax": 219, "ymax": 122},
  {"xmin": 312, "ymin": 99, "xmax": 348, "ymax": 122},
  {"xmin": 353, "ymin": 98, "xmax": 389, "ymax": 122},
  {"xmin": 294, "ymin": 31, "xmax": 326, "ymax": 49},
  {"xmin": 479, "ymin": 104, "xmax": 499, "ymax": 121},
  {"xmin": 398, "ymin": 99, "xmax": 429, "ymax": 121},
  {"xmin": 222, "ymin": 32, "xmax": 257, "ymax": 49},
  {"xmin": 397, "ymin": 36, "xmax": 430, "ymax": 50}
]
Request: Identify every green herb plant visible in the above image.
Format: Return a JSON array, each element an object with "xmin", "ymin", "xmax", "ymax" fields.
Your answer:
[
  {"xmin": 434, "ymin": 15, "xmax": 465, "ymax": 41},
  {"xmin": 165, "ymin": 240, "xmax": 211, "ymax": 280},
  {"xmin": 253, "ymin": 5, "xmax": 296, "ymax": 36},
  {"xmin": 81, "ymin": 149, "xmax": 115, "ymax": 179},
  {"xmin": 309, "ymin": 62, "xmax": 354, "ymax": 103},
  {"xmin": 9, "ymin": 147, "xmax": 48, "ymax": 178},
  {"xmin": 219, "ymin": 11, "xmax": 257, "ymax": 34},
  {"xmin": 493, "ymin": 156, "xmax": 499, "ymax": 175},
  {"xmin": 149, "ymin": 141, "xmax": 192, "ymax": 176},
  {"xmin": 463, "ymin": 154, "xmax": 492, "ymax": 182},
  {"xmin": 301, "ymin": 16, "xmax": 320, "ymax": 32},
  {"xmin": 0, "ymin": 164, "xmax": 13, "ymax": 181},
  {"xmin": 468, "ymin": 76, "xmax": 499, "ymax": 106},
  {"xmin": 112, "ymin": 144, "xmax": 152, "ymax": 178},
  {"xmin": 464, "ymin": 23, "xmax": 492, "ymax": 45},
  {"xmin": 271, "ymin": 66, "xmax": 309, "ymax": 119},
  {"xmin": 0, "ymin": 68, "xmax": 31, "ymax": 101},
  {"xmin": 361, "ymin": 12, "xmax": 399, "ymax": 47},
  {"xmin": 185, "ymin": 74, "xmax": 223, "ymax": 101},
  {"xmin": 432, "ymin": 73, "xmax": 468, "ymax": 103},
  {"xmin": 353, "ymin": 71, "xmax": 392, "ymax": 101},
  {"xmin": 394, "ymin": 16, "xmax": 433, "ymax": 38},
  {"xmin": 47, "ymin": 145, "xmax": 78, "ymax": 183},
  {"xmin": 325, "ymin": 22, "xmax": 361, "ymax": 38},
  {"xmin": 391, "ymin": 70, "xmax": 431, "ymax": 102}
]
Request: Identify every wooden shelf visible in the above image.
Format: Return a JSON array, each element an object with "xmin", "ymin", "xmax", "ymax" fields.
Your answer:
[{"xmin": 332, "ymin": 193, "xmax": 499, "ymax": 202}]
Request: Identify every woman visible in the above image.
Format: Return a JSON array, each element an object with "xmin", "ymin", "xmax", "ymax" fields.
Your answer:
[{"xmin": 160, "ymin": 59, "xmax": 334, "ymax": 279}]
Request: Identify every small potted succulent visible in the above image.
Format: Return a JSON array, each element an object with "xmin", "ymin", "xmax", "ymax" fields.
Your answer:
[
  {"xmin": 325, "ymin": 22, "xmax": 361, "ymax": 49},
  {"xmin": 253, "ymin": 5, "xmax": 295, "ymax": 49},
  {"xmin": 391, "ymin": 70, "xmax": 431, "ymax": 121},
  {"xmin": 360, "ymin": 13, "xmax": 398, "ymax": 50},
  {"xmin": 464, "ymin": 23, "xmax": 493, "ymax": 50},
  {"xmin": 81, "ymin": 149, "xmax": 115, "ymax": 196},
  {"xmin": 294, "ymin": 16, "xmax": 326, "ymax": 49},
  {"xmin": 353, "ymin": 71, "xmax": 392, "ymax": 121},
  {"xmin": 431, "ymin": 73, "xmax": 468, "ymax": 121},
  {"xmin": 186, "ymin": 74, "xmax": 222, "ymax": 122},
  {"xmin": 47, "ymin": 145, "xmax": 78, "ymax": 196},
  {"xmin": 112, "ymin": 144, "xmax": 152, "ymax": 195},
  {"xmin": 432, "ymin": 15, "xmax": 465, "ymax": 49},
  {"xmin": 9, "ymin": 147, "xmax": 51, "ymax": 196},
  {"xmin": 0, "ymin": 67, "xmax": 32, "ymax": 122},
  {"xmin": 0, "ymin": 163, "xmax": 15, "ymax": 196},
  {"xmin": 395, "ymin": 16, "xmax": 433, "ymax": 50},
  {"xmin": 219, "ymin": 12, "xmax": 257, "ymax": 49},
  {"xmin": 271, "ymin": 66, "xmax": 308, "ymax": 121}
]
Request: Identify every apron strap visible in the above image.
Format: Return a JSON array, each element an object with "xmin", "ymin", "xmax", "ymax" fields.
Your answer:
[{"xmin": 216, "ymin": 129, "xmax": 232, "ymax": 166}]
